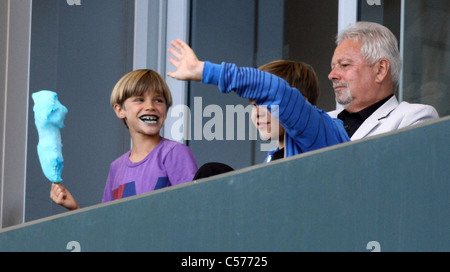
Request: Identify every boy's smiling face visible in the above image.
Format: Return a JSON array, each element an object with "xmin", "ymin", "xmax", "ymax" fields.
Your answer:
[{"xmin": 115, "ymin": 89, "xmax": 167, "ymax": 137}]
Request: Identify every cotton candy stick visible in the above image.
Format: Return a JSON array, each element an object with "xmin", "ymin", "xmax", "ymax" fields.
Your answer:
[{"xmin": 32, "ymin": 90, "xmax": 68, "ymax": 183}]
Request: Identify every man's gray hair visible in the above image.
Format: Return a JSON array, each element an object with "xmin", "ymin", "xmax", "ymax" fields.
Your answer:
[{"xmin": 337, "ymin": 21, "xmax": 402, "ymax": 87}]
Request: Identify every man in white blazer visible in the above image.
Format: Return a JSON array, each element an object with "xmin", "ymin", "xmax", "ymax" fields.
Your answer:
[{"xmin": 327, "ymin": 22, "xmax": 439, "ymax": 141}]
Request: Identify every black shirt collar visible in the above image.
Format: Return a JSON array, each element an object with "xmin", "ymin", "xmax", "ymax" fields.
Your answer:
[
  {"xmin": 338, "ymin": 94, "xmax": 393, "ymax": 137},
  {"xmin": 358, "ymin": 94, "xmax": 393, "ymax": 120}
]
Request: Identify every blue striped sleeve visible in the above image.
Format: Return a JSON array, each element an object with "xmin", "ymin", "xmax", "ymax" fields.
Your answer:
[{"xmin": 201, "ymin": 62, "xmax": 349, "ymax": 154}]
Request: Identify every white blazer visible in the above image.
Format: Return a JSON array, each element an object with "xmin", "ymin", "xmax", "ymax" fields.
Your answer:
[{"xmin": 327, "ymin": 96, "xmax": 440, "ymax": 141}]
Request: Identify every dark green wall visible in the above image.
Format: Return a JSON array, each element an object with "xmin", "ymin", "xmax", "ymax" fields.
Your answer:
[{"xmin": 2, "ymin": 117, "xmax": 449, "ymax": 252}]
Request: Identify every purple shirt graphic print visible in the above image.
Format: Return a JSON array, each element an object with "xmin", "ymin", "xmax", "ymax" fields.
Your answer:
[{"xmin": 102, "ymin": 138, "xmax": 198, "ymax": 202}]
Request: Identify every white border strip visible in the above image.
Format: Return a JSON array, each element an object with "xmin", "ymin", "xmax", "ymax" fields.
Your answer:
[
  {"xmin": 336, "ymin": 0, "xmax": 358, "ymax": 110},
  {"xmin": 398, "ymin": 0, "xmax": 405, "ymax": 102},
  {"xmin": 338, "ymin": 0, "xmax": 358, "ymax": 33},
  {"xmin": 164, "ymin": 0, "xmax": 190, "ymax": 143},
  {"xmin": 133, "ymin": 0, "xmax": 149, "ymax": 70}
]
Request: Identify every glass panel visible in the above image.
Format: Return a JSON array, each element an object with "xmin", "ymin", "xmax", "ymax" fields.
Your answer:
[
  {"xmin": 25, "ymin": 0, "xmax": 134, "ymax": 222},
  {"xmin": 402, "ymin": 0, "xmax": 450, "ymax": 117},
  {"xmin": 188, "ymin": 0, "xmax": 338, "ymax": 167},
  {"xmin": 284, "ymin": 0, "xmax": 339, "ymax": 111},
  {"xmin": 358, "ymin": 0, "xmax": 401, "ymax": 96},
  {"xmin": 358, "ymin": 0, "xmax": 449, "ymax": 117}
]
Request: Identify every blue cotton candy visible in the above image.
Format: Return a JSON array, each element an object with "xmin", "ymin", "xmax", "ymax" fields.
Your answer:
[{"xmin": 32, "ymin": 90, "xmax": 68, "ymax": 183}]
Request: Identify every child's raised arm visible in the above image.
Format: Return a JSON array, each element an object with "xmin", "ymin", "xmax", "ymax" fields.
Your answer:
[{"xmin": 167, "ymin": 39, "xmax": 205, "ymax": 81}]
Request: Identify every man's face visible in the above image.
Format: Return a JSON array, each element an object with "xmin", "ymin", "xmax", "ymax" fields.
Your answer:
[{"xmin": 328, "ymin": 39, "xmax": 379, "ymax": 113}]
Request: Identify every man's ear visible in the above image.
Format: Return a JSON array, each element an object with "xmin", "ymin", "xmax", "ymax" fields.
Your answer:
[
  {"xmin": 113, "ymin": 104, "xmax": 125, "ymax": 119},
  {"xmin": 375, "ymin": 58, "xmax": 390, "ymax": 84}
]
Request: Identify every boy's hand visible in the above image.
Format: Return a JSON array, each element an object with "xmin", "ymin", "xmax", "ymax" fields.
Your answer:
[
  {"xmin": 168, "ymin": 39, "xmax": 204, "ymax": 81},
  {"xmin": 50, "ymin": 183, "xmax": 80, "ymax": 211}
]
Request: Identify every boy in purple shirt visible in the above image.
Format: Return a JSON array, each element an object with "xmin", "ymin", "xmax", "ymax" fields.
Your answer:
[{"xmin": 51, "ymin": 69, "xmax": 198, "ymax": 210}]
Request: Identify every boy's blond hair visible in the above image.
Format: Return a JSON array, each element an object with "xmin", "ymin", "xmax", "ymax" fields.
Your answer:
[{"xmin": 111, "ymin": 69, "xmax": 173, "ymax": 110}]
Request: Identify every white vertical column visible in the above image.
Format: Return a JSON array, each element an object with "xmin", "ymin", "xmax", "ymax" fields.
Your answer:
[
  {"xmin": 338, "ymin": 0, "xmax": 358, "ymax": 33},
  {"xmin": 335, "ymin": 0, "xmax": 358, "ymax": 110},
  {"xmin": 398, "ymin": 0, "xmax": 405, "ymax": 102},
  {"xmin": 134, "ymin": 0, "xmax": 190, "ymax": 143},
  {"xmin": 0, "ymin": 0, "xmax": 32, "ymax": 228},
  {"xmin": 133, "ymin": 0, "xmax": 149, "ymax": 70},
  {"xmin": 164, "ymin": 0, "xmax": 190, "ymax": 143},
  {"xmin": 0, "ymin": 0, "xmax": 6, "ymax": 229}
]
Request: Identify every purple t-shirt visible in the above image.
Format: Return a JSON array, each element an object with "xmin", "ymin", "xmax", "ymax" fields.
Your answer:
[{"xmin": 102, "ymin": 138, "xmax": 198, "ymax": 202}]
